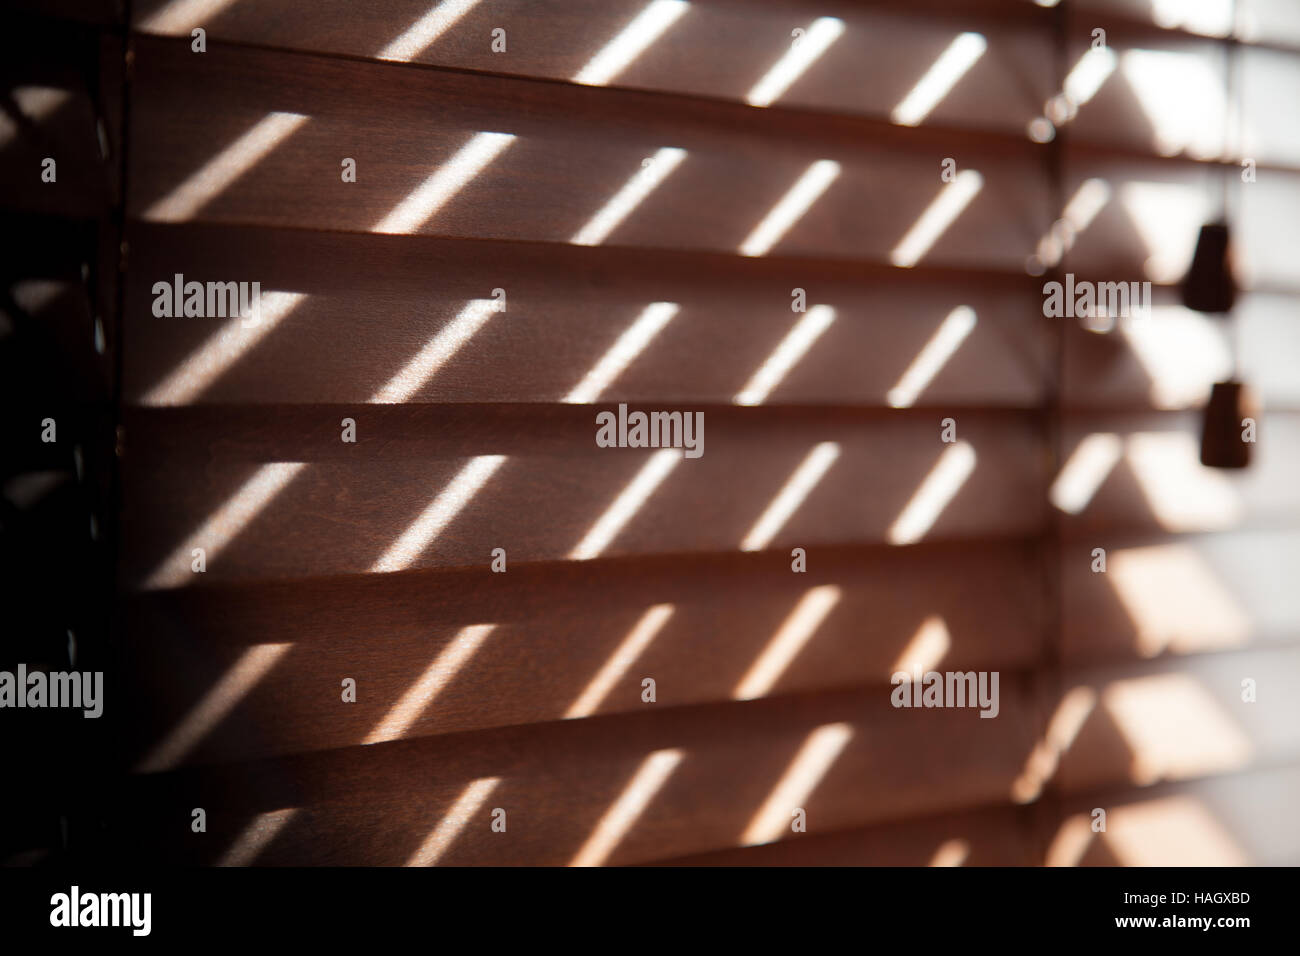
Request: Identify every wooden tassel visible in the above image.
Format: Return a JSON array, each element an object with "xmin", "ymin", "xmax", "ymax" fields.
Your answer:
[
  {"xmin": 1181, "ymin": 222, "xmax": 1237, "ymax": 315},
  {"xmin": 1200, "ymin": 381, "xmax": 1256, "ymax": 469}
]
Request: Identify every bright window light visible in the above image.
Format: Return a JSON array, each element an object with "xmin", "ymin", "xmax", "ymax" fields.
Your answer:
[
  {"xmin": 405, "ymin": 778, "xmax": 502, "ymax": 866},
  {"xmin": 138, "ymin": 643, "xmax": 293, "ymax": 772},
  {"xmin": 1103, "ymin": 796, "xmax": 1248, "ymax": 866},
  {"xmin": 734, "ymin": 305, "xmax": 836, "ymax": 405},
  {"xmin": 1064, "ymin": 47, "xmax": 1117, "ymax": 106},
  {"xmin": 1109, "ymin": 544, "xmax": 1250, "ymax": 657},
  {"xmin": 365, "ymin": 624, "xmax": 498, "ymax": 743},
  {"xmin": 887, "ymin": 441, "xmax": 976, "ymax": 545},
  {"xmin": 741, "ymin": 722, "xmax": 852, "ymax": 846},
  {"xmin": 745, "ymin": 17, "xmax": 845, "ymax": 108},
  {"xmin": 570, "ymin": 749, "xmax": 683, "ymax": 866},
  {"xmin": 740, "ymin": 442, "xmax": 840, "ymax": 551},
  {"xmin": 373, "ymin": 131, "xmax": 515, "ymax": 234},
  {"xmin": 370, "ymin": 299, "xmax": 499, "ymax": 403},
  {"xmin": 145, "ymin": 112, "xmax": 309, "ymax": 221},
  {"xmin": 216, "ymin": 808, "xmax": 298, "ymax": 867},
  {"xmin": 733, "ymin": 586, "xmax": 841, "ymax": 700},
  {"xmin": 144, "ymin": 460, "xmax": 307, "ymax": 587},
  {"xmin": 1103, "ymin": 674, "xmax": 1252, "ymax": 785},
  {"xmin": 142, "ymin": 291, "xmax": 306, "ymax": 406},
  {"xmin": 379, "ymin": 0, "xmax": 484, "ymax": 61},
  {"xmin": 572, "ymin": 1, "xmax": 689, "ymax": 86},
  {"xmin": 370, "ymin": 456, "xmax": 507, "ymax": 572},
  {"xmin": 566, "ymin": 605, "xmax": 675, "ymax": 718},
  {"xmin": 890, "ymin": 170, "xmax": 982, "ymax": 268},
  {"xmin": 565, "ymin": 303, "xmax": 680, "ymax": 403},
  {"xmin": 886, "ymin": 305, "xmax": 977, "ymax": 407},
  {"xmin": 570, "ymin": 450, "xmax": 681, "ymax": 560},
  {"xmin": 892, "ymin": 615, "xmax": 952, "ymax": 674},
  {"xmin": 1050, "ymin": 433, "xmax": 1122, "ymax": 514},
  {"xmin": 1125, "ymin": 432, "xmax": 1242, "ymax": 531},
  {"xmin": 739, "ymin": 160, "xmax": 840, "ymax": 257},
  {"xmin": 141, "ymin": 0, "xmax": 240, "ymax": 32},
  {"xmin": 1012, "ymin": 685, "xmax": 1097, "ymax": 804},
  {"xmin": 891, "ymin": 33, "xmax": 987, "ymax": 127},
  {"xmin": 571, "ymin": 148, "xmax": 687, "ymax": 247}
]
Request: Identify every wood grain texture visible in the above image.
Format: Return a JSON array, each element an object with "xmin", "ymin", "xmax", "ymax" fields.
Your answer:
[
  {"xmin": 122, "ymin": 222, "xmax": 1050, "ymax": 408},
  {"xmin": 119, "ymin": 407, "xmax": 1047, "ymax": 585},
  {"xmin": 120, "ymin": 540, "xmax": 1048, "ymax": 765},
  {"xmin": 130, "ymin": 0, "xmax": 1053, "ymax": 134},
  {"xmin": 126, "ymin": 36, "xmax": 1050, "ymax": 267},
  {"xmin": 107, "ymin": 681, "xmax": 1044, "ymax": 865},
  {"xmin": 652, "ymin": 802, "xmax": 1038, "ymax": 865}
]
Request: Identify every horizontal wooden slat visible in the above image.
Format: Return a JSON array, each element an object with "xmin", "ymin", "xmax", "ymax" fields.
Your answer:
[
  {"xmin": 129, "ymin": 0, "xmax": 1300, "ymax": 169},
  {"xmin": 127, "ymin": 36, "xmax": 1049, "ymax": 267},
  {"xmin": 132, "ymin": 0, "xmax": 1054, "ymax": 136},
  {"xmin": 652, "ymin": 801, "xmax": 1037, "ymax": 865},
  {"xmin": 663, "ymin": 762, "xmax": 1300, "ymax": 865},
  {"xmin": 106, "ymin": 681, "xmax": 1042, "ymax": 865},
  {"xmin": 120, "ymin": 408, "xmax": 1046, "ymax": 585},
  {"xmin": 1052, "ymin": 646, "xmax": 1300, "ymax": 796},
  {"xmin": 122, "ymin": 222, "xmax": 1049, "ymax": 408},
  {"xmin": 1040, "ymin": 763, "xmax": 1300, "ymax": 866},
  {"xmin": 1062, "ymin": 530, "xmax": 1300, "ymax": 664},
  {"xmin": 1058, "ymin": 411, "xmax": 1300, "ymax": 537},
  {"xmin": 121, "ymin": 540, "xmax": 1047, "ymax": 766},
  {"xmin": 115, "ymin": 227, "xmax": 1300, "ymax": 416},
  {"xmin": 122, "ymin": 537, "xmax": 1047, "ymax": 647}
]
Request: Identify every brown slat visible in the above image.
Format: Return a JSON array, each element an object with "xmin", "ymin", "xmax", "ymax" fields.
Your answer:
[
  {"xmin": 663, "ymin": 762, "xmax": 1300, "ymax": 865},
  {"xmin": 122, "ymin": 222, "xmax": 1049, "ymax": 408},
  {"xmin": 119, "ymin": 408, "xmax": 1047, "ymax": 585},
  {"xmin": 132, "ymin": 0, "xmax": 1053, "ymax": 136},
  {"xmin": 112, "ymin": 681, "xmax": 1043, "ymax": 865},
  {"xmin": 121, "ymin": 540, "xmax": 1047, "ymax": 766},
  {"xmin": 652, "ymin": 802, "xmax": 1036, "ymax": 865},
  {"xmin": 126, "ymin": 35, "xmax": 1049, "ymax": 267},
  {"xmin": 123, "ymin": 537, "xmax": 1046, "ymax": 647}
]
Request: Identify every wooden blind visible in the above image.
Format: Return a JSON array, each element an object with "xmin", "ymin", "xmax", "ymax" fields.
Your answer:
[{"xmin": 76, "ymin": 0, "xmax": 1300, "ymax": 865}]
